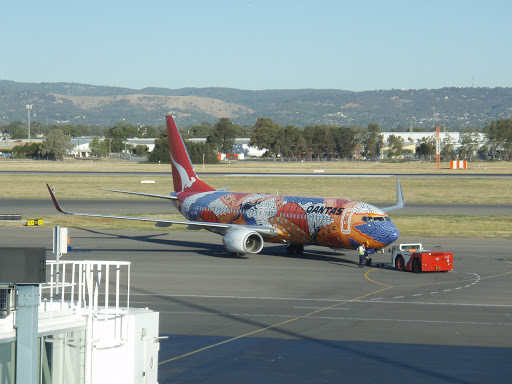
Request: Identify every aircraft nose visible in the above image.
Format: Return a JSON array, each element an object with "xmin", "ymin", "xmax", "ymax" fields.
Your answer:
[
  {"xmin": 356, "ymin": 220, "xmax": 399, "ymax": 246},
  {"xmin": 386, "ymin": 222, "xmax": 400, "ymax": 244}
]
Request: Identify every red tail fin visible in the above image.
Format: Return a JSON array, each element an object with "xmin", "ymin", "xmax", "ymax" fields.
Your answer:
[{"xmin": 166, "ymin": 116, "xmax": 215, "ymax": 193}]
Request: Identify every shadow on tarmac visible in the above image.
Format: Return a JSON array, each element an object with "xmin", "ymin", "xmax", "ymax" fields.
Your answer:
[
  {"xmin": 66, "ymin": 228, "xmax": 503, "ymax": 384},
  {"xmin": 72, "ymin": 228, "xmax": 359, "ymax": 265},
  {"xmin": 131, "ymin": 285, "xmax": 473, "ymax": 384}
]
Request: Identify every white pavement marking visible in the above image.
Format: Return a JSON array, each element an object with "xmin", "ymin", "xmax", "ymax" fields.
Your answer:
[
  {"xmin": 388, "ymin": 271, "xmax": 483, "ymax": 300},
  {"xmin": 160, "ymin": 311, "xmax": 512, "ymax": 326},
  {"xmin": 294, "ymin": 307, "xmax": 348, "ymax": 310},
  {"xmin": 148, "ymin": 270, "xmax": 485, "ymax": 305},
  {"xmin": 228, "ymin": 174, "xmax": 392, "ymax": 178},
  {"xmin": 134, "ymin": 294, "xmax": 512, "ymax": 307}
]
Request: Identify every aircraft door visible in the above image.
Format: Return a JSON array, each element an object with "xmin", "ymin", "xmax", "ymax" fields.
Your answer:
[
  {"xmin": 341, "ymin": 208, "xmax": 353, "ymax": 234},
  {"xmin": 256, "ymin": 207, "xmax": 262, "ymax": 222},
  {"xmin": 258, "ymin": 207, "xmax": 270, "ymax": 224}
]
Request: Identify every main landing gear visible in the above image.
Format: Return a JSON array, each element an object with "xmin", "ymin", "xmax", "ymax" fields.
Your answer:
[{"xmin": 286, "ymin": 244, "xmax": 304, "ymax": 255}]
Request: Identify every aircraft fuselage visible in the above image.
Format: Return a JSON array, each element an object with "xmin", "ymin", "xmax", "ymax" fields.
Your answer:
[{"xmin": 174, "ymin": 190, "xmax": 399, "ymax": 250}]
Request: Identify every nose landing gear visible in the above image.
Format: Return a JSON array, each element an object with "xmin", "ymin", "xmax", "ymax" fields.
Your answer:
[{"xmin": 286, "ymin": 243, "xmax": 304, "ymax": 255}]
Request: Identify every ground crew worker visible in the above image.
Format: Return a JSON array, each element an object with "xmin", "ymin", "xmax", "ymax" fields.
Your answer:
[
  {"xmin": 358, "ymin": 243, "xmax": 366, "ymax": 268},
  {"xmin": 364, "ymin": 241, "xmax": 371, "ymax": 266}
]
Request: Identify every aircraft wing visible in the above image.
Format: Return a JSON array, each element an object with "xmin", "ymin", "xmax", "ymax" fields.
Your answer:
[
  {"xmin": 381, "ymin": 180, "xmax": 405, "ymax": 212},
  {"xmin": 46, "ymin": 184, "xmax": 279, "ymax": 236},
  {"xmin": 98, "ymin": 188, "xmax": 178, "ymax": 200},
  {"xmin": 99, "ymin": 187, "xmax": 230, "ymax": 198}
]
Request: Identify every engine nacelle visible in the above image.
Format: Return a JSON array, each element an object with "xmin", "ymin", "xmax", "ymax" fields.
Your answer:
[{"xmin": 222, "ymin": 228, "xmax": 264, "ymax": 255}]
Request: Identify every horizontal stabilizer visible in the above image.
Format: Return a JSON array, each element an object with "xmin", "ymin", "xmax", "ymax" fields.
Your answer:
[{"xmin": 99, "ymin": 188, "xmax": 178, "ymax": 200}]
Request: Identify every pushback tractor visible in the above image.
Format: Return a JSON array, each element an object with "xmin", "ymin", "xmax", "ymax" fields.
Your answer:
[{"xmin": 389, "ymin": 243, "xmax": 453, "ymax": 273}]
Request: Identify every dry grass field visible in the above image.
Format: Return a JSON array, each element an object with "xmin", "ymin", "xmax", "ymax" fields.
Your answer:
[
  {"xmin": 0, "ymin": 174, "xmax": 510, "ymax": 205},
  {"xmin": 1, "ymin": 158, "xmax": 511, "ymax": 175}
]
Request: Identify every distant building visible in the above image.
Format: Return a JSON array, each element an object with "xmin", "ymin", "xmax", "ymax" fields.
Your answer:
[
  {"xmin": 187, "ymin": 138, "xmax": 265, "ymax": 157},
  {"xmin": 69, "ymin": 137, "xmax": 157, "ymax": 157}
]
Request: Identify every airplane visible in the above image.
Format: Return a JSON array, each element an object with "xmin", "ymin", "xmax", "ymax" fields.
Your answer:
[{"xmin": 47, "ymin": 115, "xmax": 404, "ymax": 257}]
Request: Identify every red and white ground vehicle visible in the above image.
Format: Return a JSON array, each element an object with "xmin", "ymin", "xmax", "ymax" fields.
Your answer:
[{"xmin": 390, "ymin": 243, "xmax": 453, "ymax": 273}]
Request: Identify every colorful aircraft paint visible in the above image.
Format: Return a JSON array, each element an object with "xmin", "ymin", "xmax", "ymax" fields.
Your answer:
[{"xmin": 47, "ymin": 116, "xmax": 404, "ymax": 256}]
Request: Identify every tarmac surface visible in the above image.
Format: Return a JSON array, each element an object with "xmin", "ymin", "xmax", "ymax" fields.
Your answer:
[{"xmin": 0, "ymin": 226, "xmax": 511, "ymax": 383}]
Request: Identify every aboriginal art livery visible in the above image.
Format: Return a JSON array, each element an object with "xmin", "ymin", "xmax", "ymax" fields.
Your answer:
[{"xmin": 47, "ymin": 115, "xmax": 403, "ymax": 256}]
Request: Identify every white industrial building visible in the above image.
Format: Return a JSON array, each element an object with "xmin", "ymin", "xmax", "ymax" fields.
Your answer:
[{"xmin": 69, "ymin": 138, "xmax": 157, "ymax": 158}]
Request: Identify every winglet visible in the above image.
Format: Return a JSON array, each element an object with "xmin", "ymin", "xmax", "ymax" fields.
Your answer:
[
  {"xmin": 46, "ymin": 184, "xmax": 65, "ymax": 213},
  {"xmin": 381, "ymin": 180, "xmax": 405, "ymax": 212}
]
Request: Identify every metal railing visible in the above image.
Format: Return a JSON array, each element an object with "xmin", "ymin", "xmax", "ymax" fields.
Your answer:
[{"xmin": 40, "ymin": 260, "xmax": 131, "ymax": 319}]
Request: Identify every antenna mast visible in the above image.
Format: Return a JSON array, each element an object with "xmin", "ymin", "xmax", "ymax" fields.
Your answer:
[{"xmin": 436, "ymin": 125, "xmax": 441, "ymax": 170}]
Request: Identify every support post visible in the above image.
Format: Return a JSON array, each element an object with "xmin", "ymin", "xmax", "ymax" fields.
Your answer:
[
  {"xmin": 15, "ymin": 284, "xmax": 40, "ymax": 384},
  {"xmin": 54, "ymin": 225, "xmax": 60, "ymax": 294}
]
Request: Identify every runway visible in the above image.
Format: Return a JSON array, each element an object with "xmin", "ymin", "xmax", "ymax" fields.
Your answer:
[
  {"xmin": 1, "ymin": 198, "xmax": 511, "ymax": 216},
  {"xmin": 1, "ymin": 170, "xmax": 511, "ymax": 178},
  {"xmin": 0, "ymin": 227, "xmax": 511, "ymax": 383}
]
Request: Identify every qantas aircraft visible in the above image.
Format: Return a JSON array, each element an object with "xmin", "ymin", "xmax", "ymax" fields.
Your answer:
[{"xmin": 47, "ymin": 116, "xmax": 404, "ymax": 256}]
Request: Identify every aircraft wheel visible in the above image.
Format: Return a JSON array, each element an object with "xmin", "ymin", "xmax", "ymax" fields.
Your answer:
[
  {"xmin": 396, "ymin": 256, "xmax": 405, "ymax": 271},
  {"xmin": 366, "ymin": 257, "xmax": 372, "ymax": 266},
  {"xmin": 412, "ymin": 258, "xmax": 422, "ymax": 273}
]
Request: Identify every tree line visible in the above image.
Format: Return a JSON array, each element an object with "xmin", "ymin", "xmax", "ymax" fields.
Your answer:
[
  {"xmin": 149, "ymin": 117, "xmax": 512, "ymax": 163},
  {"xmin": 2, "ymin": 117, "xmax": 512, "ymax": 162}
]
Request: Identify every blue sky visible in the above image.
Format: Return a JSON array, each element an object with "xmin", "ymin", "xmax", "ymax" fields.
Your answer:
[{"xmin": 1, "ymin": 0, "xmax": 510, "ymax": 91}]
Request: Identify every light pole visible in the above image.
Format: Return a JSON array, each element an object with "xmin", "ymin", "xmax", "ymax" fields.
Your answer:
[{"xmin": 26, "ymin": 104, "xmax": 32, "ymax": 140}]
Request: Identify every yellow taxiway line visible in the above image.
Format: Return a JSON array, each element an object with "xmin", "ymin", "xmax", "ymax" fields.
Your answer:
[{"xmin": 159, "ymin": 284, "xmax": 393, "ymax": 365}]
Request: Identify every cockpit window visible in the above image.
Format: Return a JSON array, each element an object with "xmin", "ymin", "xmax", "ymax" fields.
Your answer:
[{"xmin": 362, "ymin": 216, "xmax": 387, "ymax": 223}]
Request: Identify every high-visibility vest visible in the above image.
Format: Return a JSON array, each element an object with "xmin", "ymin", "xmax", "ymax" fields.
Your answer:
[{"xmin": 358, "ymin": 246, "xmax": 365, "ymax": 255}]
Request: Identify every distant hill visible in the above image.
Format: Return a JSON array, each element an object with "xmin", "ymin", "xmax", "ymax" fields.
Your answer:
[{"xmin": 1, "ymin": 80, "xmax": 511, "ymax": 129}]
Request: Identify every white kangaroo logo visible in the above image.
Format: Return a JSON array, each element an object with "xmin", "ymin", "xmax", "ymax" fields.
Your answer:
[{"xmin": 170, "ymin": 151, "xmax": 196, "ymax": 191}]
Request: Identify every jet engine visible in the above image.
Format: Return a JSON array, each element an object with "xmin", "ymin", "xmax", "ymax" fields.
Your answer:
[{"xmin": 222, "ymin": 228, "xmax": 264, "ymax": 255}]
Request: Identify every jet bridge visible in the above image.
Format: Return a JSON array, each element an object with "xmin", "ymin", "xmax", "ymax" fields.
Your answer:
[{"xmin": 0, "ymin": 245, "xmax": 161, "ymax": 384}]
